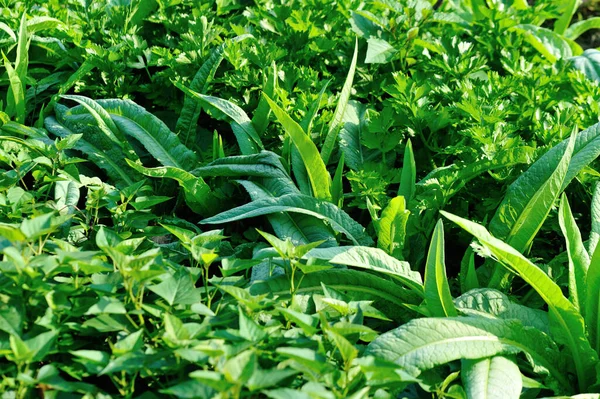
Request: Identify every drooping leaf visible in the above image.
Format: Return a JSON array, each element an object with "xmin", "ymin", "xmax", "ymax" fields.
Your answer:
[
  {"xmin": 365, "ymin": 37, "xmax": 397, "ymax": 64},
  {"xmin": 462, "ymin": 356, "xmax": 522, "ymax": 399},
  {"xmin": 513, "ymin": 24, "xmax": 573, "ymax": 63},
  {"xmin": 424, "ymin": 220, "xmax": 457, "ymax": 317},
  {"xmin": 565, "ymin": 17, "xmax": 600, "ymax": 41},
  {"xmin": 202, "ymin": 194, "xmax": 373, "ymax": 246},
  {"xmin": 305, "ymin": 246, "xmax": 423, "ymax": 294},
  {"xmin": 63, "ymin": 98, "xmax": 197, "ymax": 170},
  {"xmin": 443, "ymin": 211, "xmax": 597, "ymax": 392}
]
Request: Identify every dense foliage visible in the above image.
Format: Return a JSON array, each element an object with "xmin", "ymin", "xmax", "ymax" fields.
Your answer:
[{"xmin": 4, "ymin": 0, "xmax": 600, "ymax": 398}]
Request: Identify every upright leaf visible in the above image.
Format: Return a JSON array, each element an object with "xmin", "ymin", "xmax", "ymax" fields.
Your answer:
[
  {"xmin": 252, "ymin": 61, "xmax": 277, "ymax": 136},
  {"xmin": 320, "ymin": 38, "xmax": 358, "ymax": 164},
  {"xmin": 398, "ymin": 139, "xmax": 416, "ymax": 202},
  {"xmin": 558, "ymin": 194, "xmax": 590, "ymax": 311},
  {"xmin": 263, "ymin": 95, "xmax": 332, "ymax": 201},
  {"xmin": 554, "ymin": 0, "xmax": 579, "ymax": 35},
  {"xmin": 585, "ymin": 244, "xmax": 600, "ymax": 353},
  {"xmin": 589, "ymin": 182, "xmax": 600, "ymax": 256},
  {"xmin": 424, "ymin": 220, "xmax": 457, "ymax": 317},
  {"xmin": 376, "ymin": 196, "xmax": 410, "ymax": 260}
]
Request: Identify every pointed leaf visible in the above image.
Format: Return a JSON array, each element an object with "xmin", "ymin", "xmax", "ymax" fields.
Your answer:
[{"xmin": 424, "ymin": 220, "xmax": 457, "ymax": 317}]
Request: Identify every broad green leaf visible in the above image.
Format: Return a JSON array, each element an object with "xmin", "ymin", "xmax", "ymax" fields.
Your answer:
[
  {"xmin": 176, "ymin": 34, "xmax": 253, "ymax": 146},
  {"xmin": 366, "ymin": 316, "xmax": 568, "ymax": 389},
  {"xmin": 399, "ymin": 139, "xmax": 416, "ymax": 202},
  {"xmin": 443, "ymin": 211, "xmax": 597, "ymax": 392},
  {"xmin": 376, "ymin": 196, "xmax": 410, "ymax": 260},
  {"xmin": 455, "ymin": 288, "xmax": 549, "ymax": 334},
  {"xmin": 174, "ymin": 81, "xmax": 263, "ymax": 155},
  {"xmin": 305, "ymin": 246, "xmax": 423, "ymax": 293},
  {"xmin": 558, "ymin": 194, "xmax": 589, "ymax": 311},
  {"xmin": 565, "ymin": 17, "xmax": 600, "ymax": 41},
  {"xmin": 54, "ymin": 179, "xmax": 80, "ymax": 216},
  {"xmin": 148, "ymin": 270, "xmax": 202, "ymax": 306},
  {"xmin": 263, "ymin": 94, "xmax": 332, "ymax": 201},
  {"xmin": 326, "ymin": 328, "xmax": 358, "ymax": 367},
  {"xmin": 126, "ymin": 161, "xmax": 215, "ymax": 215},
  {"xmin": 202, "ymin": 194, "xmax": 373, "ymax": 246},
  {"xmin": 160, "ymin": 380, "xmax": 216, "ymax": 398},
  {"xmin": 85, "ymin": 297, "xmax": 127, "ymax": 315},
  {"xmin": 570, "ymin": 49, "xmax": 600, "ymax": 83},
  {"xmin": 462, "ymin": 356, "xmax": 522, "ymax": 399},
  {"xmin": 424, "ymin": 220, "xmax": 457, "ymax": 317},
  {"xmin": 512, "ymin": 24, "xmax": 573, "ymax": 62},
  {"xmin": 320, "ymin": 38, "xmax": 358, "ymax": 164},
  {"xmin": 365, "ymin": 37, "xmax": 397, "ymax": 64},
  {"xmin": 64, "ymin": 99, "xmax": 197, "ymax": 170}
]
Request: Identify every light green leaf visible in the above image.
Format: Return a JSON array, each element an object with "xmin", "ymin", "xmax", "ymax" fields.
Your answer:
[
  {"xmin": 455, "ymin": 288, "xmax": 549, "ymax": 333},
  {"xmin": 585, "ymin": 244, "xmax": 600, "ymax": 353},
  {"xmin": 558, "ymin": 194, "xmax": 589, "ymax": 311},
  {"xmin": 321, "ymin": 38, "xmax": 358, "ymax": 164},
  {"xmin": 376, "ymin": 196, "xmax": 410, "ymax": 260},
  {"xmin": 2, "ymin": 52, "xmax": 25, "ymax": 123},
  {"xmin": 459, "ymin": 247, "xmax": 479, "ymax": 293},
  {"xmin": 252, "ymin": 61, "xmax": 277, "ymax": 136},
  {"xmin": 589, "ymin": 182, "xmax": 600, "ymax": 256},
  {"xmin": 554, "ymin": 0, "xmax": 579, "ymax": 36},
  {"xmin": 263, "ymin": 94, "xmax": 332, "ymax": 201},
  {"xmin": 202, "ymin": 194, "xmax": 373, "ymax": 246},
  {"xmin": 442, "ymin": 211, "xmax": 597, "ymax": 392},
  {"xmin": 148, "ymin": 270, "xmax": 202, "ymax": 306},
  {"xmin": 365, "ymin": 37, "xmax": 397, "ymax": 64},
  {"xmin": 488, "ymin": 133, "xmax": 576, "ymax": 287},
  {"xmin": 424, "ymin": 220, "xmax": 457, "ymax": 317},
  {"xmin": 305, "ymin": 245, "xmax": 423, "ymax": 294},
  {"xmin": 565, "ymin": 17, "xmax": 600, "ymax": 41},
  {"xmin": 366, "ymin": 316, "xmax": 567, "ymax": 389},
  {"xmin": 513, "ymin": 24, "xmax": 573, "ymax": 62},
  {"xmin": 462, "ymin": 356, "xmax": 522, "ymax": 399}
]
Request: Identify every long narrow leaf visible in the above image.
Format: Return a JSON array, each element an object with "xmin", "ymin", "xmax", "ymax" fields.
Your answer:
[
  {"xmin": 558, "ymin": 194, "xmax": 590, "ymax": 311},
  {"xmin": 443, "ymin": 211, "xmax": 597, "ymax": 392},
  {"xmin": 202, "ymin": 193, "xmax": 373, "ymax": 246},
  {"xmin": 424, "ymin": 220, "xmax": 457, "ymax": 317},
  {"xmin": 263, "ymin": 94, "xmax": 332, "ymax": 201},
  {"xmin": 320, "ymin": 38, "xmax": 358, "ymax": 164}
]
